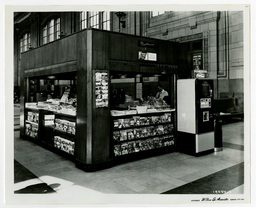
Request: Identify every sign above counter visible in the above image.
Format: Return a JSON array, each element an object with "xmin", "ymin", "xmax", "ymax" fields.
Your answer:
[
  {"xmin": 138, "ymin": 40, "xmax": 156, "ymax": 48},
  {"xmin": 138, "ymin": 51, "xmax": 157, "ymax": 61}
]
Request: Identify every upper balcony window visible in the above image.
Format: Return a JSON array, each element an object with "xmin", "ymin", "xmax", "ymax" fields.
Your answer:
[
  {"xmin": 102, "ymin": 11, "xmax": 110, "ymax": 30},
  {"xmin": 43, "ymin": 17, "xmax": 60, "ymax": 45},
  {"xmin": 80, "ymin": 11, "xmax": 111, "ymax": 30},
  {"xmin": 80, "ymin": 11, "xmax": 88, "ymax": 30},
  {"xmin": 89, "ymin": 12, "xmax": 99, "ymax": 28},
  {"xmin": 151, "ymin": 11, "xmax": 165, "ymax": 17},
  {"xmin": 20, "ymin": 32, "xmax": 30, "ymax": 53}
]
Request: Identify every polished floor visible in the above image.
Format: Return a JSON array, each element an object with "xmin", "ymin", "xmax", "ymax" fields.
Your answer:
[{"xmin": 13, "ymin": 104, "xmax": 245, "ymax": 195}]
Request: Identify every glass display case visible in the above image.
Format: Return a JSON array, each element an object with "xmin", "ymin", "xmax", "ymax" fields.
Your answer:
[
  {"xmin": 24, "ymin": 72, "xmax": 77, "ymax": 156},
  {"xmin": 110, "ymin": 71, "xmax": 176, "ymax": 159}
]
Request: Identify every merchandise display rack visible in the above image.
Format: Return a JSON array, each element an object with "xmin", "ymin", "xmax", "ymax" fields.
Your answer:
[
  {"xmin": 53, "ymin": 113, "xmax": 76, "ymax": 155},
  {"xmin": 25, "ymin": 109, "xmax": 40, "ymax": 139},
  {"xmin": 111, "ymin": 110, "xmax": 175, "ymax": 157},
  {"xmin": 24, "ymin": 107, "xmax": 77, "ymax": 158}
]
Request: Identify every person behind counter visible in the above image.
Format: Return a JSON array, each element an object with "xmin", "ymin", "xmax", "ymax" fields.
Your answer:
[{"xmin": 156, "ymin": 83, "xmax": 169, "ymax": 100}]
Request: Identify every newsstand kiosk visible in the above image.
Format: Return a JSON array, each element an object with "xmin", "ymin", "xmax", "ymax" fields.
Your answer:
[
  {"xmin": 20, "ymin": 28, "xmax": 188, "ymax": 171},
  {"xmin": 177, "ymin": 79, "xmax": 215, "ymax": 155}
]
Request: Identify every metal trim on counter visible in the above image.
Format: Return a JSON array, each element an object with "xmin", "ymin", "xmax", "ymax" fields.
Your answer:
[{"xmin": 111, "ymin": 109, "xmax": 176, "ymax": 117}]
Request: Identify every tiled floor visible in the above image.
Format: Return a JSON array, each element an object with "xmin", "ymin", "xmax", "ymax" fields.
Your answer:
[
  {"xmin": 162, "ymin": 162, "xmax": 244, "ymax": 194},
  {"xmin": 13, "ymin": 105, "xmax": 245, "ymax": 195}
]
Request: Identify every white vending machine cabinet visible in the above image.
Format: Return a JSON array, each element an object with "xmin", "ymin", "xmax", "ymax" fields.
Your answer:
[{"xmin": 177, "ymin": 78, "xmax": 214, "ymax": 155}]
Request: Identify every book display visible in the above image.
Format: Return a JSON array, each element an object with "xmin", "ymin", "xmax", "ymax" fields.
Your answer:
[
  {"xmin": 55, "ymin": 118, "xmax": 76, "ymax": 135},
  {"xmin": 54, "ymin": 136, "xmax": 75, "ymax": 155},
  {"xmin": 25, "ymin": 111, "xmax": 39, "ymax": 139},
  {"xmin": 25, "ymin": 122, "xmax": 38, "ymax": 139},
  {"xmin": 114, "ymin": 135, "xmax": 174, "ymax": 156},
  {"xmin": 24, "ymin": 78, "xmax": 77, "ymax": 156},
  {"xmin": 112, "ymin": 111, "xmax": 175, "ymax": 157},
  {"xmin": 53, "ymin": 113, "xmax": 76, "ymax": 155},
  {"xmin": 113, "ymin": 113, "xmax": 172, "ymax": 129},
  {"xmin": 44, "ymin": 114, "xmax": 55, "ymax": 126},
  {"xmin": 24, "ymin": 105, "xmax": 76, "ymax": 156},
  {"xmin": 25, "ymin": 100, "xmax": 76, "ymax": 116}
]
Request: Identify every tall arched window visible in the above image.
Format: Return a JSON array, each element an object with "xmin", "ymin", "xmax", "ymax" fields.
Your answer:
[
  {"xmin": 20, "ymin": 32, "xmax": 30, "ymax": 53},
  {"xmin": 42, "ymin": 17, "xmax": 60, "ymax": 45}
]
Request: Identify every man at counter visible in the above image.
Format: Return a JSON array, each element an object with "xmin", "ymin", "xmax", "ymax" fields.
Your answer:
[{"xmin": 156, "ymin": 83, "xmax": 169, "ymax": 100}]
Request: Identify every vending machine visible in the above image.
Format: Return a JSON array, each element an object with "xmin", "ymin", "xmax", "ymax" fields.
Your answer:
[{"xmin": 177, "ymin": 79, "xmax": 214, "ymax": 155}]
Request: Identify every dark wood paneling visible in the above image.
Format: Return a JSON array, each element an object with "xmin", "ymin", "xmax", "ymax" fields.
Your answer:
[
  {"xmin": 91, "ymin": 65, "xmax": 111, "ymax": 163},
  {"xmin": 90, "ymin": 31, "xmax": 112, "ymax": 163},
  {"xmin": 92, "ymin": 30, "xmax": 110, "ymax": 69},
  {"xmin": 75, "ymin": 69, "xmax": 87, "ymax": 162},
  {"xmin": 109, "ymin": 62, "xmax": 140, "ymax": 73},
  {"xmin": 101, "ymin": 30, "xmax": 182, "ymax": 65},
  {"xmin": 86, "ymin": 30, "xmax": 93, "ymax": 164},
  {"xmin": 75, "ymin": 31, "xmax": 88, "ymax": 163},
  {"xmin": 92, "ymin": 107, "xmax": 111, "ymax": 163},
  {"xmin": 59, "ymin": 35, "xmax": 77, "ymax": 63},
  {"xmin": 89, "ymin": 29, "xmax": 185, "ymax": 71},
  {"xmin": 109, "ymin": 34, "xmax": 125, "ymax": 61},
  {"xmin": 21, "ymin": 34, "xmax": 78, "ymax": 72},
  {"xmin": 24, "ymin": 61, "xmax": 77, "ymax": 77},
  {"xmin": 76, "ymin": 31, "xmax": 87, "ymax": 65}
]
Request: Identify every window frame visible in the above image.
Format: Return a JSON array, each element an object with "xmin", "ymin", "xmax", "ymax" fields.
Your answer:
[
  {"xmin": 151, "ymin": 11, "xmax": 165, "ymax": 17},
  {"xmin": 89, "ymin": 11, "xmax": 99, "ymax": 29},
  {"xmin": 102, "ymin": 11, "xmax": 110, "ymax": 30},
  {"xmin": 42, "ymin": 17, "xmax": 61, "ymax": 45},
  {"xmin": 80, "ymin": 11, "xmax": 88, "ymax": 30},
  {"xmin": 20, "ymin": 32, "xmax": 31, "ymax": 53},
  {"xmin": 80, "ymin": 11, "xmax": 111, "ymax": 30}
]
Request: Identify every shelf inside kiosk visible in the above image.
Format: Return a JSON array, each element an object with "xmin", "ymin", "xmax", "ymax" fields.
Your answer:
[
  {"xmin": 25, "ymin": 72, "xmax": 77, "ymax": 116},
  {"xmin": 110, "ymin": 72, "xmax": 175, "ymax": 116}
]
